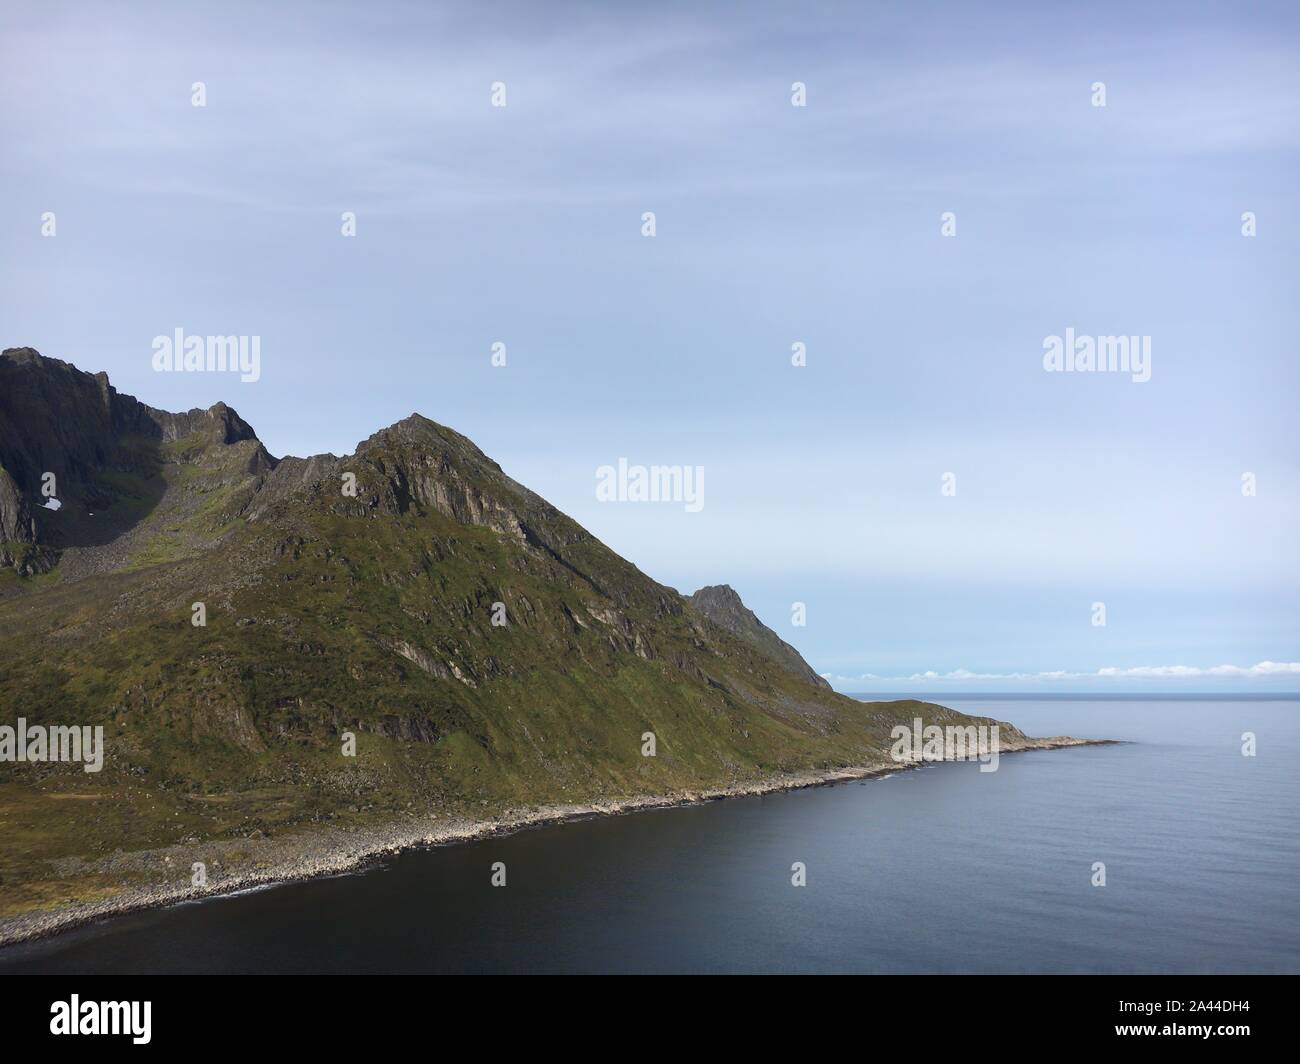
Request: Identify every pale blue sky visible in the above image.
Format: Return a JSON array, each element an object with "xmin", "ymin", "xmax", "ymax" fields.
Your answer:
[{"xmin": 2, "ymin": 1, "xmax": 1297, "ymax": 691}]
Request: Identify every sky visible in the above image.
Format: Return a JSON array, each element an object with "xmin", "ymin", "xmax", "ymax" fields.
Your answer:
[{"xmin": 1, "ymin": 0, "xmax": 1297, "ymax": 693}]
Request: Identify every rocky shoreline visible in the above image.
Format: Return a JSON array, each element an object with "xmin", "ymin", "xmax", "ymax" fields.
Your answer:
[{"xmin": 0, "ymin": 735, "xmax": 1113, "ymax": 950}]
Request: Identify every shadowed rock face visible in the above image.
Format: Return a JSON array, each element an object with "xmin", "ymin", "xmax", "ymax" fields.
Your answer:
[
  {"xmin": 0, "ymin": 347, "xmax": 269, "ymax": 555},
  {"xmin": 687, "ymin": 584, "xmax": 832, "ymax": 689},
  {"xmin": 0, "ymin": 465, "xmax": 33, "ymax": 543}
]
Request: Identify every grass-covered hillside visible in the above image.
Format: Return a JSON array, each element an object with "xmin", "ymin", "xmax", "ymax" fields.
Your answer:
[{"xmin": 0, "ymin": 348, "xmax": 1010, "ymax": 918}]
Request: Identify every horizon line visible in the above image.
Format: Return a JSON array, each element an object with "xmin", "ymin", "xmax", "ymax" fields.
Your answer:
[{"xmin": 847, "ymin": 691, "xmax": 1300, "ymax": 701}]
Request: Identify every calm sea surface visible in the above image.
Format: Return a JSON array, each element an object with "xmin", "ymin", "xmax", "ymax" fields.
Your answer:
[{"xmin": 1, "ymin": 698, "xmax": 1295, "ymax": 973}]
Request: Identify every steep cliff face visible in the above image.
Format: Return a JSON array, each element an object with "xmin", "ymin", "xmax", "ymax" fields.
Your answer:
[
  {"xmin": 0, "ymin": 464, "xmax": 33, "ymax": 543},
  {"xmin": 0, "ymin": 347, "xmax": 272, "ymax": 567}
]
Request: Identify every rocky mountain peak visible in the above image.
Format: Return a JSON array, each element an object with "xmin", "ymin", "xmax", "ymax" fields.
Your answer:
[
  {"xmin": 688, "ymin": 584, "xmax": 831, "ymax": 689},
  {"xmin": 692, "ymin": 583, "xmax": 745, "ymax": 607}
]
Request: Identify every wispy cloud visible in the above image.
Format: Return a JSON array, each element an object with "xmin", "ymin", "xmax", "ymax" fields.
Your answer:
[{"xmin": 3, "ymin": 5, "xmax": 1297, "ymax": 213}]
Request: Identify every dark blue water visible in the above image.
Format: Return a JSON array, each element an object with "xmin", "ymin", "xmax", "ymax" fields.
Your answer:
[{"xmin": 1, "ymin": 699, "xmax": 1295, "ymax": 973}]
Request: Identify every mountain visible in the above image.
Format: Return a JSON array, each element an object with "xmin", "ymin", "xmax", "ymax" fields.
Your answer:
[
  {"xmin": 688, "ymin": 585, "xmax": 831, "ymax": 689},
  {"xmin": 0, "ymin": 348, "xmax": 1049, "ymax": 929}
]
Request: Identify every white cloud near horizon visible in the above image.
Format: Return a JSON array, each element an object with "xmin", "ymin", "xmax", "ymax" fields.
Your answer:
[{"xmin": 826, "ymin": 661, "xmax": 1300, "ymax": 684}]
